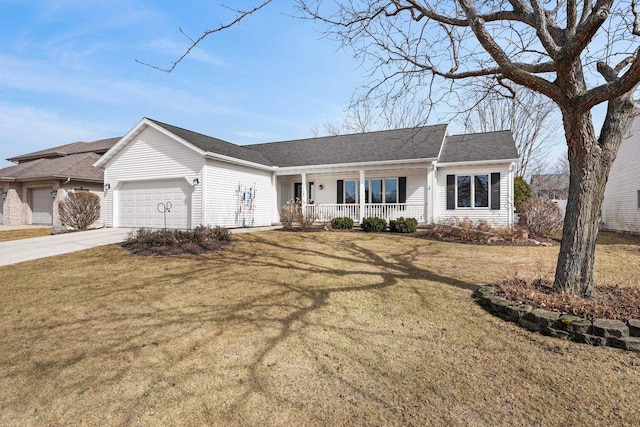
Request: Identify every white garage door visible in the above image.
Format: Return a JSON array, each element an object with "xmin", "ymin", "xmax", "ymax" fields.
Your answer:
[
  {"xmin": 31, "ymin": 188, "xmax": 53, "ymax": 225},
  {"xmin": 118, "ymin": 179, "xmax": 191, "ymax": 229}
]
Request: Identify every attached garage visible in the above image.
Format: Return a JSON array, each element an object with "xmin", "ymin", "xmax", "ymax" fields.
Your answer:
[
  {"xmin": 117, "ymin": 179, "xmax": 191, "ymax": 229},
  {"xmin": 30, "ymin": 188, "xmax": 53, "ymax": 225}
]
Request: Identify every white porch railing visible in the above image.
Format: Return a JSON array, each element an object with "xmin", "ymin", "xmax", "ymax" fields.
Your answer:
[{"xmin": 305, "ymin": 203, "xmax": 425, "ymax": 223}]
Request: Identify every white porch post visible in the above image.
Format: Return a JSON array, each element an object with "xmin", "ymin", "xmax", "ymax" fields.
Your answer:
[
  {"xmin": 359, "ymin": 170, "xmax": 365, "ymax": 223},
  {"xmin": 428, "ymin": 162, "xmax": 437, "ymax": 223},
  {"xmin": 301, "ymin": 173, "xmax": 307, "ymax": 208},
  {"xmin": 272, "ymin": 174, "xmax": 279, "ymax": 225}
]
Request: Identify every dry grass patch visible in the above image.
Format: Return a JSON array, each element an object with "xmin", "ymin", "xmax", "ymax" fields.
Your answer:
[
  {"xmin": 0, "ymin": 232, "xmax": 639, "ymax": 426},
  {"xmin": 0, "ymin": 228, "xmax": 51, "ymax": 242}
]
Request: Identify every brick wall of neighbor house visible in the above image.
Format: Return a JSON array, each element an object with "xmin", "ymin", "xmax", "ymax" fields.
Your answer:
[
  {"xmin": 2, "ymin": 183, "xmax": 24, "ymax": 225},
  {"xmin": 602, "ymin": 115, "xmax": 640, "ymax": 232}
]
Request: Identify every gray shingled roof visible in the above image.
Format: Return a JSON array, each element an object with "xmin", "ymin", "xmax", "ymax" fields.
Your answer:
[
  {"xmin": 439, "ymin": 130, "xmax": 518, "ymax": 163},
  {"xmin": 148, "ymin": 119, "xmax": 273, "ymax": 166},
  {"xmin": 246, "ymin": 125, "xmax": 447, "ymax": 167},
  {"xmin": 0, "ymin": 153, "xmax": 104, "ymax": 181},
  {"xmin": 8, "ymin": 137, "xmax": 120, "ymax": 163}
]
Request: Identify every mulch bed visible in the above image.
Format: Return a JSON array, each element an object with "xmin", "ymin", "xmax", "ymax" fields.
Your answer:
[
  {"xmin": 121, "ymin": 240, "xmax": 232, "ymax": 256},
  {"xmin": 413, "ymin": 224, "xmax": 559, "ymax": 247},
  {"xmin": 494, "ymin": 278, "xmax": 640, "ymax": 322}
]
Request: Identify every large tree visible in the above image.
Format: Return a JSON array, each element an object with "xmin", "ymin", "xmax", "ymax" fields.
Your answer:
[{"xmin": 146, "ymin": 1, "xmax": 640, "ymax": 297}]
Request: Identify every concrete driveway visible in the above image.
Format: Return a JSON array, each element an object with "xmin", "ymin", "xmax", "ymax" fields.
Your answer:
[{"xmin": 0, "ymin": 228, "xmax": 132, "ymax": 267}]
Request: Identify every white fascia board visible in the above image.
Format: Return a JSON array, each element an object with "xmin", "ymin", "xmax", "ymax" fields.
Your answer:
[
  {"xmin": 273, "ymin": 158, "xmax": 437, "ymax": 176},
  {"xmin": 435, "ymin": 158, "xmax": 520, "ymax": 168},
  {"xmin": 204, "ymin": 152, "xmax": 274, "ymax": 172},
  {"xmin": 435, "ymin": 123, "xmax": 449, "ymax": 161},
  {"xmin": 94, "ymin": 118, "xmax": 206, "ymax": 168}
]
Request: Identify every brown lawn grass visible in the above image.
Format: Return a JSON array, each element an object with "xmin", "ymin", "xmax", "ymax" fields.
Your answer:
[
  {"xmin": 0, "ymin": 231, "xmax": 639, "ymax": 426},
  {"xmin": 0, "ymin": 228, "xmax": 51, "ymax": 242}
]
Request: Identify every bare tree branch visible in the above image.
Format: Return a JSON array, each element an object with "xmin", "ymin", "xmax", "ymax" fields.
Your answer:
[{"xmin": 135, "ymin": 1, "xmax": 272, "ymax": 72}]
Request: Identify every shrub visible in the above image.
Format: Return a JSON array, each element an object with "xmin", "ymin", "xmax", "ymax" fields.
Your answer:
[
  {"xmin": 59, "ymin": 191, "xmax": 101, "ymax": 230},
  {"xmin": 280, "ymin": 199, "xmax": 299, "ymax": 230},
  {"xmin": 519, "ymin": 198, "xmax": 563, "ymax": 238},
  {"xmin": 389, "ymin": 217, "xmax": 418, "ymax": 233},
  {"xmin": 514, "ymin": 176, "xmax": 533, "ymax": 212},
  {"xmin": 279, "ymin": 199, "xmax": 318, "ymax": 230},
  {"xmin": 297, "ymin": 208, "xmax": 318, "ymax": 230},
  {"xmin": 122, "ymin": 226, "xmax": 232, "ymax": 255},
  {"xmin": 331, "ymin": 217, "xmax": 354, "ymax": 230},
  {"xmin": 361, "ymin": 217, "xmax": 387, "ymax": 232}
]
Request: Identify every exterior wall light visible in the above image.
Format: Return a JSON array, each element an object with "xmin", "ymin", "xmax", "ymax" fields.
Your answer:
[
  {"xmin": 50, "ymin": 189, "xmax": 58, "ymax": 198},
  {"xmin": 318, "ymin": 184, "xmax": 324, "ymax": 190},
  {"xmin": 104, "ymin": 183, "xmax": 111, "ymax": 190},
  {"xmin": 193, "ymin": 178, "xmax": 200, "ymax": 185}
]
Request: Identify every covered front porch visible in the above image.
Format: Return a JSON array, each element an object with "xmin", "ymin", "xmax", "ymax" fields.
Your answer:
[{"xmin": 273, "ymin": 163, "xmax": 434, "ymax": 224}]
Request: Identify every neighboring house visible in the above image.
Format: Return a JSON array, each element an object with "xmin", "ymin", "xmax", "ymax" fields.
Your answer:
[
  {"xmin": 95, "ymin": 117, "xmax": 519, "ymax": 229},
  {"xmin": 530, "ymin": 173, "xmax": 570, "ymax": 200},
  {"xmin": 530, "ymin": 173, "xmax": 569, "ymax": 216},
  {"xmin": 0, "ymin": 137, "xmax": 119, "ymax": 226},
  {"xmin": 602, "ymin": 113, "xmax": 640, "ymax": 232}
]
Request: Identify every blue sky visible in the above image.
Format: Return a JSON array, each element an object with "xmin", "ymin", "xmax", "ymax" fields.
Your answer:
[
  {"xmin": 0, "ymin": 1, "xmax": 575, "ymax": 169},
  {"xmin": 0, "ymin": 1, "xmax": 373, "ymax": 167}
]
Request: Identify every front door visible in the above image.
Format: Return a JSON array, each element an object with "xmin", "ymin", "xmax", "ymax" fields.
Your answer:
[{"xmin": 294, "ymin": 182, "xmax": 314, "ymax": 203}]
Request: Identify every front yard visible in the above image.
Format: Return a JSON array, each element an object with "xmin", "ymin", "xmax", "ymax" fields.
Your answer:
[
  {"xmin": 0, "ymin": 231, "xmax": 639, "ymax": 426},
  {"xmin": 0, "ymin": 227, "xmax": 51, "ymax": 242}
]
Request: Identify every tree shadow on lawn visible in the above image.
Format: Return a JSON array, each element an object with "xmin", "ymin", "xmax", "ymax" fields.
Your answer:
[{"xmin": 1, "ymin": 232, "xmax": 482, "ymax": 425}]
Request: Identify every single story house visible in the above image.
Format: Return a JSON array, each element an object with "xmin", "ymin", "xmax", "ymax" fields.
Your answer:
[
  {"xmin": 0, "ymin": 137, "xmax": 119, "ymax": 226},
  {"xmin": 95, "ymin": 117, "xmax": 519, "ymax": 229},
  {"xmin": 602, "ymin": 112, "xmax": 640, "ymax": 232}
]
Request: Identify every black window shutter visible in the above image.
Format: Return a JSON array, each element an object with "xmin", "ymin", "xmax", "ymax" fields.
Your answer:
[
  {"xmin": 446, "ymin": 175, "xmax": 455, "ymax": 210},
  {"xmin": 398, "ymin": 177, "xmax": 407, "ymax": 203},
  {"xmin": 491, "ymin": 173, "xmax": 501, "ymax": 210},
  {"xmin": 337, "ymin": 180, "xmax": 344, "ymax": 204}
]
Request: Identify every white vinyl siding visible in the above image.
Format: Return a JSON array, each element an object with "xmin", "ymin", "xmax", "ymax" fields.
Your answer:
[
  {"xmin": 602, "ymin": 116, "xmax": 640, "ymax": 232},
  {"xmin": 436, "ymin": 164, "xmax": 512, "ymax": 226},
  {"xmin": 104, "ymin": 126, "xmax": 204, "ymax": 228},
  {"xmin": 204, "ymin": 159, "xmax": 274, "ymax": 227}
]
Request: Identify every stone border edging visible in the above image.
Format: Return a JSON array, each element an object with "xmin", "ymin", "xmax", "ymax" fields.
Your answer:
[{"xmin": 474, "ymin": 285, "xmax": 640, "ymax": 352}]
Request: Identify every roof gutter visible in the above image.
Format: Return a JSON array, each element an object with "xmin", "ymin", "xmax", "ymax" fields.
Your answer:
[
  {"xmin": 274, "ymin": 157, "xmax": 438, "ymax": 175},
  {"xmin": 436, "ymin": 158, "xmax": 520, "ymax": 168}
]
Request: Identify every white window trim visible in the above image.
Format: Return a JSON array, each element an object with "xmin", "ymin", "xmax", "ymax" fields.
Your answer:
[{"xmin": 455, "ymin": 174, "xmax": 490, "ymax": 210}]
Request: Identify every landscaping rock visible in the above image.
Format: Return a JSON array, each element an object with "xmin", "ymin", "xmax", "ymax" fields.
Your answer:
[
  {"xmin": 628, "ymin": 319, "xmax": 640, "ymax": 337},
  {"xmin": 51, "ymin": 226, "xmax": 70, "ymax": 235},
  {"xmin": 546, "ymin": 328, "xmax": 571, "ymax": 340},
  {"xmin": 523, "ymin": 309, "xmax": 560, "ymax": 328},
  {"xmin": 610, "ymin": 337, "xmax": 640, "ymax": 352},
  {"xmin": 574, "ymin": 334, "xmax": 608, "ymax": 346},
  {"xmin": 504, "ymin": 303, "xmax": 532, "ymax": 320},
  {"xmin": 591, "ymin": 319, "xmax": 629, "ymax": 338},
  {"xmin": 557, "ymin": 315, "xmax": 591, "ymax": 334}
]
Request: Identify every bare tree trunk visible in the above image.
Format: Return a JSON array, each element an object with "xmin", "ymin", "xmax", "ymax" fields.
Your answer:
[{"xmin": 554, "ymin": 98, "xmax": 635, "ymax": 297}]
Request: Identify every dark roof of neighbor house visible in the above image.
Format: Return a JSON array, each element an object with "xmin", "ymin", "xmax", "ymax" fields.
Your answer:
[
  {"xmin": 148, "ymin": 119, "xmax": 274, "ymax": 166},
  {"xmin": 0, "ymin": 152, "xmax": 104, "ymax": 182},
  {"xmin": 7, "ymin": 137, "xmax": 120, "ymax": 163},
  {"xmin": 245, "ymin": 125, "xmax": 449, "ymax": 167},
  {"xmin": 439, "ymin": 130, "xmax": 519, "ymax": 163}
]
